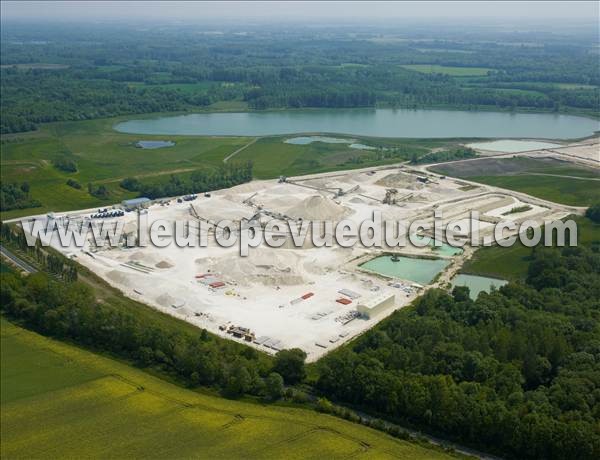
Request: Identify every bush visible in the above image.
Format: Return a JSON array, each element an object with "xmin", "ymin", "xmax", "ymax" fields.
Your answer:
[
  {"xmin": 66, "ymin": 179, "xmax": 82, "ymax": 189},
  {"xmin": 586, "ymin": 203, "xmax": 600, "ymax": 223},
  {"xmin": 53, "ymin": 157, "xmax": 77, "ymax": 173},
  {"xmin": 120, "ymin": 177, "xmax": 141, "ymax": 192}
]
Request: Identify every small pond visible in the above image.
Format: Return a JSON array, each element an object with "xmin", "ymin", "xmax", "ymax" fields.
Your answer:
[
  {"xmin": 136, "ymin": 140, "xmax": 175, "ymax": 149},
  {"xmin": 411, "ymin": 235, "xmax": 464, "ymax": 257},
  {"xmin": 466, "ymin": 139, "xmax": 563, "ymax": 153},
  {"xmin": 451, "ymin": 274, "xmax": 508, "ymax": 299},
  {"xmin": 361, "ymin": 255, "xmax": 450, "ymax": 286},
  {"xmin": 284, "ymin": 136, "xmax": 353, "ymax": 145},
  {"xmin": 284, "ymin": 136, "xmax": 376, "ymax": 150}
]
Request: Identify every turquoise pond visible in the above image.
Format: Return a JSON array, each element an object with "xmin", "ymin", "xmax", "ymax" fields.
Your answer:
[
  {"xmin": 451, "ymin": 274, "xmax": 508, "ymax": 299},
  {"xmin": 361, "ymin": 255, "xmax": 450, "ymax": 285},
  {"xmin": 411, "ymin": 235, "xmax": 464, "ymax": 257}
]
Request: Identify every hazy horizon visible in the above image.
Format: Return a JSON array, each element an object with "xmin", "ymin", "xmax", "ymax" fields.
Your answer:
[{"xmin": 1, "ymin": 1, "xmax": 598, "ymax": 24}]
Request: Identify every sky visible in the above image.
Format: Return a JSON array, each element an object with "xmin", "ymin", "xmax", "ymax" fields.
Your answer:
[{"xmin": 1, "ymin": 1, "xmax": 598, "ymax": 22}]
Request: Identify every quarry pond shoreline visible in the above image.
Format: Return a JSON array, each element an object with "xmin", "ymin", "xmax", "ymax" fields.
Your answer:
[{"xmin": 113, "ymin": 108, "xmax": 600, "ymax": 139}]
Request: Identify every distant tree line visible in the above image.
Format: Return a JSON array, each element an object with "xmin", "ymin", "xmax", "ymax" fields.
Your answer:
[
  {"xmin": 2, "ymin": 23, "xmax": 599, "ymax": 133},
  {"xmin": 120, "ymin": 161, "xmax": 253, "ymax": 199}
]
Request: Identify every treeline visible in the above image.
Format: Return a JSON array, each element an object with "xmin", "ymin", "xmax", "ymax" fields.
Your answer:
[
  {"xmin": 411, "ymin": 147, "xmax": 477, "ymax": 164},
  {"xmin": 0, "ymin": 223, "xmax": 78, "ymax": 281},
  {"xmin": 316, "ymin": 235, "xmax": 600, "ymax": 459},
  {"xmin": 4, "ymin": 64, "xmax": 595, "ymax": 135},
  {"xmin": 0, "ymin": 71, "xmax": 210, "ymax": 134},
  {"xmin": 245, "ymin": 88, "xmax": 376, "ymax": 110},
  {"xmin": 120, "ymin": 162, "xmax": 253, "ymax": 199},
  {"xmin": 0, "ymin": 182, "xmax": 41, "ymax": 211}
]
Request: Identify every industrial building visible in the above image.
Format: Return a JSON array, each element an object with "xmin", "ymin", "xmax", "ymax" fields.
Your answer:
[
  {"xmin": 357, "ymin": 292, "xmax": 396, "ymax": 319},
  {"xmin": 122, "ymin": 197, "xmax": 151, "ymax": 211}
]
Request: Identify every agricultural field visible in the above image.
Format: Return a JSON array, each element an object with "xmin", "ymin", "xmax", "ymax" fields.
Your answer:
[
  {"xmin": 400, "ymin": 65, "xmax": 492, "ymax": 76},
  {"xmin": 0, "ymin": 319, "xmax": 458, "ymax": 460},
  {"xmin": 430, "ymin": 157, "xmax": 600, "ymax": 206}
]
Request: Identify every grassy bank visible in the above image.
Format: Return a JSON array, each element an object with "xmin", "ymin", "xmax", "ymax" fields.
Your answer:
[{"xmin": 431, "ymin": 157, "xmax": 600, "ymax": 206}]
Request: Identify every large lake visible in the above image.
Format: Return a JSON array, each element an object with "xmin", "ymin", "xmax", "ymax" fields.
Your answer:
[{"xmin": 114, "ymin": 109, "xmax": 599, "ymax": 139}]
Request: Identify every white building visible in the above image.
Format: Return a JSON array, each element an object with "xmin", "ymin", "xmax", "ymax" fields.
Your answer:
[{"xmin": 357, "ymin": 292, "xmax": 396, "ymax": 319}]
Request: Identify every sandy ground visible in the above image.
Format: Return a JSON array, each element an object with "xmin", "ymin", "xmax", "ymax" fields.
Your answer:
[
  {"xmin": 466, "ymin": 136, "xmax": 599, "ymax": 168},
  {"xmin": 33, "ymin": 162, "xmax": 576, "ymax": 361}
]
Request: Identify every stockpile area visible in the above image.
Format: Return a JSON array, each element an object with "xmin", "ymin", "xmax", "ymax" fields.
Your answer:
[{"xmin": 44, "ymin": 162, "xmax": 572, "ymax": 361}]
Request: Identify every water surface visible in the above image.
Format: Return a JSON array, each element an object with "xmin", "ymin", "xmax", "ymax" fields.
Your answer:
[
  {"xmin": 115, "ymin": 109, "xmax": 598, "ymax": 139},
  {"xmin": 467, "ymin": 139, "xmax": 563, "ymax": 153},
  {"xmin": 135, "ymin": 140, "xmax": 175, "ymax": 149},
  {"xmin": 284, "ymin": 136, "xmax": 377, "ymax": 150},
  {"xmin": 451, "ymin": 274, "xmax": 508, "ymax": 299},
  {"xmin": 361, "ymin": 255, "xmax": 450, "ymax": 285},
  {"xmin": 284, "ymin": 136, "xmax": 353, "ymax": 145}
]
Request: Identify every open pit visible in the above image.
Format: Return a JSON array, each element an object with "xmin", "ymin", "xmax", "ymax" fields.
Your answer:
[{"xmin": 35, "ymin": 163, "xmax": 575, "ymax": 361}]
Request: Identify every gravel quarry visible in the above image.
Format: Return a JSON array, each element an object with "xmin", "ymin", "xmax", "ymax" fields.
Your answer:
[{"xmin": 32, "ymin": 160, "xmax": 578, "ymax": 361}]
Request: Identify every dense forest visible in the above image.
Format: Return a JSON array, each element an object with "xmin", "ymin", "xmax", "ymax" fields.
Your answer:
[
  {"xmin": 315, "ymin": 221, "xmax": 600, "ymax": 459},
  {"xmin": 1, "ymin": 22, "xmax": 598, "ymax": 133}
]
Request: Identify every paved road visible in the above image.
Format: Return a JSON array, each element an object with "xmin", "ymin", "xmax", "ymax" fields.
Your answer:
[{"xmin": 0, "ymin": 245, "xmax": 37, "ymax": 273}]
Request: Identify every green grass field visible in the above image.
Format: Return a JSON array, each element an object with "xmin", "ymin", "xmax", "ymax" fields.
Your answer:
[
  {"xmin": 461, "ymin": 216, "xmax": 600, "ymax": 280},
  {"xmin": 431, "ymin": 157, "xmax": 600, "ymax": 206},
  {"xmin": 400, "ymin": 65, "xmax": 492, "ymax": 76},
  {"xmin": 0, "ymin": 318, "xmax": 458, "ymax": 460},
  {"xmin": 236, "ymin": 137, "xmax": 440, "ymax": 179},
  {"xmin": 1, "ymin": 118, "xmax": 253, "ymax": 218},
  {"xmin": 468, "ymin": 175, "xmax": 600, "ymax": 206},
  {"xmin": 1, "ymin": 118, "xmax": 448, "ymax": 219}
]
